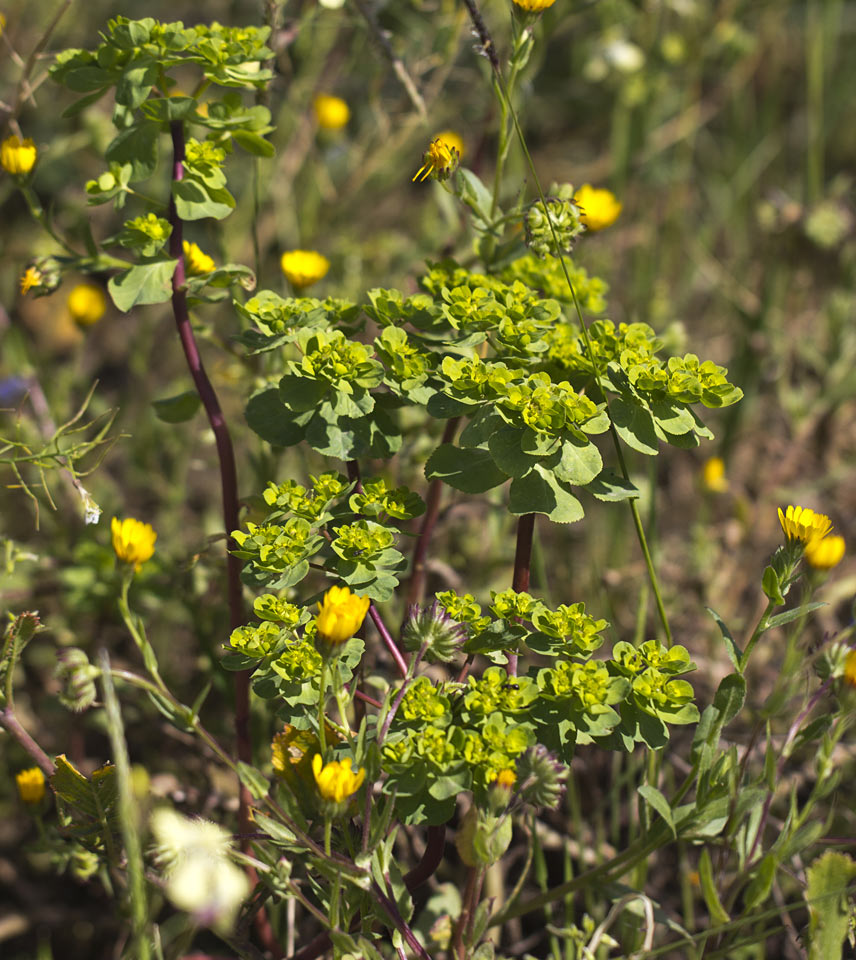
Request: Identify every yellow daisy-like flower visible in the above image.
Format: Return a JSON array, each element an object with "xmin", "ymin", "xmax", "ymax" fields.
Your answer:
[
  {"xmin": 20, "ymin": 266, "xmax": 43, "ymax": 295},
  {"xmin": 434, "ymin": 130, "xmax": 464, "ymax": 160},
  {"xmin": 314, "ymin": 94, "xmax": 350, "ymax": 131},
  {"xmin": 16, "ymin": 767, "xmax": 46, "ymax": 805},
  {"xmin": 844, "ymin": 649, "xmax": 856, "ymax": 688},
  {"xmin": 412, "ymin": 137, "xmax": 459, "ymax": 183},
  {"xmin": 0, "ymin": 14, "xmax": 6, "ymax": 39},
  {"xmin": 805, "ymin": 534, "xmax": 845, "ymax": 571},
  {"xmin": 67, "ymin": 283, "xmax": 107, "ymax": 326},
  {"xmin": 1, "ymin": 135, "xmax": 37, "ymax": 176},
  {"xmin": 183, "ymin": 240, "xmax": 216, "ymax": 276},
  {"xmin": 574, "ymin": 184, "xmax": 622, "ymax": 231},
  {"xmin": 315, "ymin": 585, "xmax": 370, "ymax": 651},
  {"xmin": 312, "ymin": 753, "xmax": 365, "ymax": 805},
  {"xmin": 495, "ymin": 768, "xmax": 516, "ymax": 789},
  {"xmin": 702, "ymin": 456, "xmax": 728, "ymax": 493},
  {"xmin": 778, "ymin": 505, "xmax": 833, "ymax": 545},
  {"xmin": 280, "ymin": 249, "xmax": 330, "ymax": 290},
  {"xmin": 111, "ymin": 516, "xmax": 157, "ymax": 572},
  {"xmin": 513, "ymin": 0, "xmax": 557, "ymax": 9}
]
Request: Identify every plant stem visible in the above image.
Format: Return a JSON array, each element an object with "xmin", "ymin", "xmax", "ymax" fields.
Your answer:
[
  {"xmin": 168, "ymin": 118, "xmax": 250, "ymax": 812},
  {"xmin": 0, "ymin": 708, "xmax": 53, "ymax": 777},
  {"xmin": 738, "ymin": 598, "xmax": 776, "ymax": 674},
  {"xmin": 369, "ymin": 605, "xmax": 409, "ymax": 678}
]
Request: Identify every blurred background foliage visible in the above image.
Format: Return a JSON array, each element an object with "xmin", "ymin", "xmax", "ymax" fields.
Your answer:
[{"xmin": 1, "ymin": 0, "xmax": 855, "ymax": 957}]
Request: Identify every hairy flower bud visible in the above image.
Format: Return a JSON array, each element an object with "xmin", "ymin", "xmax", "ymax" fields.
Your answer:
[
  {"xmin": 525, "ymin": 183, "xmax": 586, "ymax": 258},
  {"xmin": 515, "ymin": 745, "xmax": 568, "ymax": 809},
  {"xmin": 56, "ymin": 647, "xmax": 99, "ymax": 713},
  {"xmin": 401, "ymin": 601, "xmax": 467, "ymax": 663}
]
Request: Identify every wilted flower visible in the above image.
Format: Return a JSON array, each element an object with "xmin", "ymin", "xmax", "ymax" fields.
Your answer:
[
  {"xmin": 280, "ymin": 249, "xmax": 330, "ymax": 289},
  {"xmin": 315, "ymin": 584, "xmax": 370, "ymax": 656},
  {"xmin": 1, "ymin": 135, "xmax": 37, "ymax": 176},
  {"xmin": 111, "ymin": 516, "xmax": 157, "ymax": 571},
  {"xmin": 401, "ymin": 601, "xmax": 467, "ymax": 663},
  {"xmin": 151, "ymin": 808, "xmax": 250, "ymax": 933},
  {"xmin": 778, "ymin": 505, "xmax": 833, "ymax": 545},
  {"xmin": 412, "ymin": 137, "xmax": 459, "ymax": 183},
  {"xmin": 314, "ymin": 94, "xmax": 350, "ymax": 131},
  {"xmin": 805, "ymin": 534, "xmax": 845, "ymax": 571},
  {"xmin": 574, "ymin": 184, "xmax": 622, "ymax": 231},
  {"xmin": 183, "ymin": 241, "xmax": 216, "ymax": 276},
  {"xmin": 67, "ymin": 283, "xmax": 107, "ymax": 326},
  {"xmin": 312, "ymin": 754, "xmax": 365, "ymax": 813},
  {"xmin": 16, "ymin": 767, "xmax": 46, "ymax": 805},
  {"xmin": 702, "ymin": 456, "xmax": 728, "ymax": 493}
]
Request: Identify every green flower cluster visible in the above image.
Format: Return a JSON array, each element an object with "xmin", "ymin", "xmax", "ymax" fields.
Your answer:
[
  {"xmin": 118, "ymin": 213, "xmax": 171, "ymax": 257},
  {"xmin": 262, "ymin": 472, "xmax": 349, "ymax": 522},
  {"xmin": 525, "ymin": 187, "xmax": 586, "ymax": 258},
  {"xmin": 231, "ymin": 518, "xmax": 324, "ymax": 589},
  {"xmin": 349, "ymin": 478, "xmax": 425, "ymax": 521},
  {"xmin": 435, "ymin": 591, "xmax": 491, "ymax": 635},
  {"xmin": 500, "ymin": 254, "xmax": 608, "ymax": 311}
]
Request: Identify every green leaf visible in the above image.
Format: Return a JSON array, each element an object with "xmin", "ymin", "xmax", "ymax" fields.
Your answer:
[
  {"xmin": 638, "ymin": 784, "xmax": 676, "ymax": 838},
  {"xmin": 611, "ymin": 397, "xmax": 659, "ymax": 455},
  {"xmin": 425, "ymin": 444, "xmax": 507, "ymax": 494},
  {"xmin": 245, "ymin": 387, "xmax": 304, "ymax": 447},
  {"xmin": 455, "ymin": 168, "xmax": 494, "ymax": 224},
  {"xmin": 765, "ymin": 602, "xmax": 826, "ymax": 630},
  {"xmin": 650, "ymin": 400, "xmax": 695, "ymax": 436},
  {"xmin": 743, "ymin": 853, "xmax": 777, "ymax": 910},
  {"xmin": 488, "ymin": 425, "xmax": 537, "ymax": 478},
  {"xmin": 584, "ymin": 469, "xmax": 640, "ymax": 501},
  {"xmin": 172, "ymin": 179, "xmax": 235, "ymax": 221},
  {"xmin": 706, "ymin": 607, "xmax": 742, "ymax": 671},
  {"xmin": 105, "ymin": 121, "xmax": 161, "ymax": 182},
  {"xmin": 806, "ymin": 852, "xmax": 856, "ymax": 960},
  {"xmin": 711, "ymin": 673, "xmax": 746, "ymax": 728},
  {"xmin": 761, "ymin": 565, "xmax": 785, "ymax": 605},
  {"xmin": 108, "ymin": 259, "xmax": 177, "ymax": 312},
  {"xmin": 698, "ymin": 848, "xmax": 730, "ymax": 925},
  {"xmin": 50, "ymin": 755, "xmax": 117, "ymax": 821},
  {"xmin": 508, "ymin": 465, "xmax": 584, "ymax": 523},
  {"xmin": 237, "ymin": 761, "xmax": 270, "ymax": 800},
  {"xmin": 550, "ymin": 437, "xmax": 603, "ymax": 486},
  {"xmin": 252, "ymin": 811, "xmax": 296, "ymax": 844},
  {"xmin": 232, "ymin": 129, "xmax": 275, "ymax": 157},
  {"xmin": 152, "ymin": 390, "xmax": 201, "ymax": 424}
]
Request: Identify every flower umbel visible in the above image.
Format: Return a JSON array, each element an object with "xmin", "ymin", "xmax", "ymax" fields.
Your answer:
[
  {"xmin": 67, "ymin": 283, "xmax": 107, "ymax": 326},
  {"xmin": 280, "ymin": 249, "xmax": 330, "ymax": 289},
  {"xmin": 574, "ymin": 184, "xmax": 622, "ymax": 231},
  {"xmin": 1, "ymin": 135, "xmax": 37, "ymax": 176},
  {"xmin": 805, "ymin": 534, "xmax": 845, "ymax": 571},
  {"xmin": 16, "ymin": 767, "xmax": 46, "ymax": 805},
  {"xmin": 111, "ymin": 516, "xmax": 157, "ymax": 571},
  {"xmin": 315, "ymin": 584, "xmax": 370, "ymax": 655},
  {"xmin": 314, "ymin": 94, "xmax": 350, "ymax": 131},
  {"xmin": 183, "ymin": 241, "xmax": 216, "ymax": 276},
  {"xmin": 413, "ymin": 137, "xmax": 459, "ymax": 183},
  {"xmin": 312, "ymin": 753, "xmax": 365, "ymax": 808},
  {"xmin": 778, "ymin": 505, "xmax": 833, "ymax": 545}
]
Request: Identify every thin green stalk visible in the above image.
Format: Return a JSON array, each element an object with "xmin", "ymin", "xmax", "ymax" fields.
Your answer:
[
  {"xmin": 99, "ymin": 651, "xmax": 150, "ymax": 960},
  {"xmin": 318, "ymin": 659, "xmax": 328, "ymax": 754},
  {"xmin": 738, "ymin": 598, "xmax": 776, "ymax": 674}
]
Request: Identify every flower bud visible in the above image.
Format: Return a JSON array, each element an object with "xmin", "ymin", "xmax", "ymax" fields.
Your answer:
[
  {"xmin": 314, "ymin": 585, "xmax": 370, "ymax": 659},
  {"xmin": 1, "ymin": 135, "xmax": 37, "ymax": 176},
  {"xmin": 525, "ymin": 185, "xmax": 586, "ymax": 258},
  {"xmin": 515, "ymin": 745, "xmax": 568, "ymax": 809},
  {"xmin": 401, "ymin": 601, "xmax": 466, "ymax": 663},
  {"xmin": 56, "ymin": 647, "xmax": 99, "ymax": 713},
  {"xmin": 16, "ymin": 767, "xmax": 46, "ymax": 805},
  {"xmin": 311, "ymin": 754, "xmax": 365, "ymax": 817}
]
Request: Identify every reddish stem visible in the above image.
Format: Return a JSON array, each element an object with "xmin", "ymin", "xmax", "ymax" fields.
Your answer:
[
  {"xmin": 369, "ymin": 604, "xmax": 408, "ymax": 678},
  {"xmin": 507, "ymin": 512, "xmax": 535, "ymax": 675},
  {"xmin": 0, "ymin": 709, "xmax": 54, "ymax": 777}
]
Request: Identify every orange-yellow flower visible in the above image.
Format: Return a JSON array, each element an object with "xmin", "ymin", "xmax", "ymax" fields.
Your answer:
[
  {"xmin": 702, "ymin": 456, "xmax": 728, "ymax": 493},
  {"xmin": 314, "ymin": 94, "xmax": 350, "ymax": 131},
  {"xmin": 20, "ymin": 266, "xmax": 43, "ymax": 295},
  {"xmin": 512, "ymin": 0, "xmax": 557, "ymax": 10},
  {"xmin": 280, "ymin": 249, "xmax": 330, "ymax": 290},
  {"xmin": 315, "ymin": 585, "xmax": 370, "ymax": 650},
  {"xmin": 778, "ymin": 505, "xmax": 833, "ymax": 545},
  {"xmin": 67, "ymin": 283, "xmax": 107, "ymax": 326},
  {"xmin": 312, "ymin": 754, "xmax": 365, "ymax": 805},
  {"xmin": 434, "ymin": 130, "xmax": 464, "ymax": 160},
  {"xmin": 574, "ymin": 184, "xmax": 622, "ymax": 231},
  {"xmin": 805, "ymin": 534, "xmax": 845, "ymax": 570},
  {"xmin": 1, "ymin": 135, "xmax": 37, "ymax": 176},
  {"xmin": 183, "ymin": 241, "xmax": 215, "ymax": 276},
  {"xmin": 111, "ymin": 516, "xmax": 157, "ymax": 571},
  {"xmin": 16, "ymin": 767, "xmax": 46, "ymax": 805},
  {"xmin": 413, "ymin": 137, "xmax": 459, "ymax": 183}
]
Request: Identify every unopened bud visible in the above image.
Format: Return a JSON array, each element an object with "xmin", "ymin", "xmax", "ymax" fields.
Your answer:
[
  {"xmin": 56, "ymin": 647, "xmax": 99, "ymax": 712},
  {"xmin": 401, "ymin": 601, "xmax": 466, "ymax": 663},
  {"xmin": 515, "ymin": 745, "xmax": 568, "ymax": 809},
  {"xmin": 525, "ymin": 184, "xmax": 585, "ymax": 258}
]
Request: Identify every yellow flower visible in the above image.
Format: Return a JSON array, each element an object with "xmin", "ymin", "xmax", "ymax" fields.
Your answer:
[
  {"xmin": 574, "ymin": 184, "xmax": 622, "ymax": 231},
  {"xmin": 434, "ymin": 130, "xmax": 464, "ymax": 160},
  {"xmin": 16, "ymin": 767, "xmax": 46, "ymax": 805},
  {"xmin": 513, "ymin": 0, "xmax": 557, "ymax": 11},
  {"xmin": 314, "ymin": 94, "xmax": 350, "ymax": 131},
  {"xmin": 280, "ymin": 249, "xmax": 330, "ymax": 290},
  {"xmin": 272, "ymin": 725, "xmax": 317, "ymax": 776},
  {"xmin": 20, "ymin": 266, "xmax": 43, "ymax": 295},
  {"xmin": 702, "ymin": 456, "xmax": 728, "ymax": 493},
  {"xmin": 1, "ymin": 135, "xmax": 37, "ymax": 176},
  {"xmin": 495, "ymin": 768, "xmax": 516, "ymax": 789},
  {"xmin": 312, "ymin": 753, "xmax": 365, "ymax": 805},
  {"xmin": 67, "ymin": 283, "xmax": 107, "ymax": 326},
  {"xmin": 412, "ymin": 137, "xmax": 459, "ymax": 183},
  {"xmin": 111, "ymin": 516, "xmax": 157, "ymax": 571},
  {"xmin": 0, "ymin": 14, "xmax": 6, "ymax": 38},
  {"xmin": 845, "ymin": 650, "xmax": 856, "ymax": 688},
  {"xmin": 805, "ymin": 534, "xmax": 845, "ymax": 571},
  {"xmin": 183, "ymin": 240, "xmax": 216, "ymax": 276},
  {"xmin": 315, "ymin": 585, "xmax": 370, "ymax": 651},
  {"xmin": 778, "ymin": 505, "xmax": 833, "ymax": 545}
]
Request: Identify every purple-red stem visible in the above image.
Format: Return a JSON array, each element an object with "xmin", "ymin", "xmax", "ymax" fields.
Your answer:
[
  {"xmin": 405, "ymin": 417, "xmax": 460, "ymax": 607},
  {"xmin": 507, "ymin": 512, "xmax": 535, "ymax": 676},
  {"xmin": 0, "ymin": 709, "xmax": 54, "ymax": 777},
  {"xmin": 369, "ymin": 604, "xmax": 408, "ymax": 678}
]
